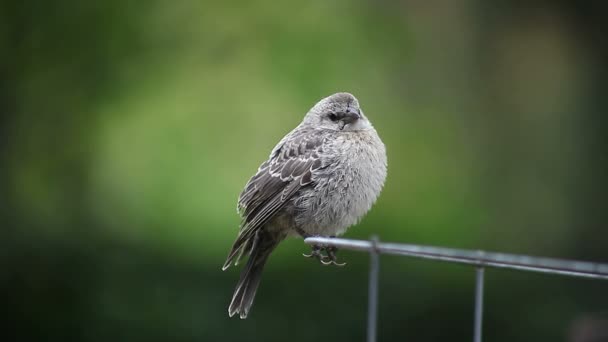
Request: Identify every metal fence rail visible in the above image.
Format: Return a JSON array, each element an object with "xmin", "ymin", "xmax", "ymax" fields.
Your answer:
[{"xmin": 304, "ymin": 236, "xmax": 608, "ymax": 342}]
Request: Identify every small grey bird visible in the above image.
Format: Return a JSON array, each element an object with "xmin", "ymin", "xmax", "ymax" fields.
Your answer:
[{"xmin": 222, "ymin": 92, "xmax": 387, "ymax": 319}]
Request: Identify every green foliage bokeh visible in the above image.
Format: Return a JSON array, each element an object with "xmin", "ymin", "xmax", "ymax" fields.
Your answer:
[{"xmin": 1, "ymin": 1, "xmax": 606, "ymax": 341}]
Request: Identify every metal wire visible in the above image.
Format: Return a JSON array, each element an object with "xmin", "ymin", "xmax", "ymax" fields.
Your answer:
[
  {"xmin": 367, "ymin": 236, "xmax": 380, "ymax": 342},
  {"xmin": 304, "ymin": 237, "xmax": 608, "ymax": 280},
  {"xmin": 304, "ymin": 236, "xmax": 608, "ymax": 342},
  {"xmin": 473, "ymin": 267, "xmax": 484, "ymax": 342}
]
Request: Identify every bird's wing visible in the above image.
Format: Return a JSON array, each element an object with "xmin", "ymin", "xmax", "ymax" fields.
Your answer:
[{"xmin": 223, "ymin": 129, "xmax": 327, "ymax": 269}]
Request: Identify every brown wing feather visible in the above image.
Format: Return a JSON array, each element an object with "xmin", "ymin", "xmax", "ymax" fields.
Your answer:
[{"xmin": 223, "ymin": 130, "xmax": 326, "ymax": 269}]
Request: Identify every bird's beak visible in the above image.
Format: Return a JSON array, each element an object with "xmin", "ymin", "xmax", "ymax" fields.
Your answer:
[
  {"xmin": 343, "ymin": 109, "xmax": 361, "ymax": 124},
  {"xmin": 338, "ymin": 109, "xmax": 361, "ymax": 130}
]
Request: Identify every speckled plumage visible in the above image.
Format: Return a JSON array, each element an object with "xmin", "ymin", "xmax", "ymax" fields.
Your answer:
[{"xmin": 223, "ymin": 92, "xmax": 387, "ymax": 319}]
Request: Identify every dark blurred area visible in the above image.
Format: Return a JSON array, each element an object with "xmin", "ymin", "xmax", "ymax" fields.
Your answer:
[{"xmin": 1, "ymin": 1, "xmax": 606, "ymax": 341}]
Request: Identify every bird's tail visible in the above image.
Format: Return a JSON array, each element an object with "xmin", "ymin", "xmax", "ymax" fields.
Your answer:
[{"xmin": 227, "ymin": 232, "xmax": 279, "ymax": 319}]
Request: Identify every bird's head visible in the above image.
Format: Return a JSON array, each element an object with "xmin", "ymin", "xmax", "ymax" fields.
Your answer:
[{"xmin": 303, "ymin": 92, "xmax": 372, "ymax": 132}]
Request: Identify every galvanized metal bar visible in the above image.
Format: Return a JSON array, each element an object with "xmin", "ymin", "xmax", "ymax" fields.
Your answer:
[
  {"xmin": 367, "ymin": 236, "xmax": 380, "ymax": 342},
  {"xmin": 473, "ymin": 267, "xmax": 485, "ymax": 342},
  {"xmin": 304, "ymin": 237, "xmax": 608, "ymax": 280}
]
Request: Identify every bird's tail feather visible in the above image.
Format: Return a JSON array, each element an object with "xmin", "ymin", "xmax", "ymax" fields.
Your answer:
[{"xmin": 228, "ymin": 232, "xmax": 278, "ymax": 319}]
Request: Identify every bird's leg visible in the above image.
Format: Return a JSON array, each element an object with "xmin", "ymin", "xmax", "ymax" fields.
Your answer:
[
  {"xmin": 301, "ymin": 230, "xmax": 325, "ymax": 261},
  {"xmin": 303, "ymin": 244, "xmax": 324, "ymax": 261},
  {"xmin": 320, "ymin": 245, "xmax": 346, "ymax": 267},
  {"xmin": 302, "ymin": 234, "xmax": 346, "ymax": 266},
  {"xmin": 301, "ymin": 231, "xmax": 329, "ymax": 263}
]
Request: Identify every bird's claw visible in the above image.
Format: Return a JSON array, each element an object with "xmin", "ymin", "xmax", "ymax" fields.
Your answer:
[
  {"xmin": 323, "ymin": 246, "xmax": 347, "ymax": 266},
  {"xmin": 320, "ymin": 258, "xmax": 333, "ymax": 265},
  {"xmin": 304, "ymin": 244, "xmax": 347, "ymax": 266},
  {"xmin": 320, "ymin": 258, "xmax": 347, "ymax": 267},
  {"xmin": 303, "ymin": 245, "xmax": 322, "ymax": 259}
]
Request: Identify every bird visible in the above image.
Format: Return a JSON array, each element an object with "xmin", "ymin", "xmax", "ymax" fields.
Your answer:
[{"xmin": 222, "ymin": 92, "xmax": 387, "ymax": 319}]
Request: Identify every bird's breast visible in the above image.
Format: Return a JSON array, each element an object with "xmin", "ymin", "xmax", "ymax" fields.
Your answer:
[{"xmin": 294, "ymin": 129, "xmax": 387, "ymax": 237}]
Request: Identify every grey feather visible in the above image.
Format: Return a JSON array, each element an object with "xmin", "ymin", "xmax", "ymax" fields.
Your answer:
[{"xmin": 223, "ymin": 92, "xmax": 388, "ymax": 318}]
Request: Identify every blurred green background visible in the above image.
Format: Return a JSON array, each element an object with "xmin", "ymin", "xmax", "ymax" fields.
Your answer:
[{"xmin": 1, "ymin": 1, "xmax": 607, "ymax": 341}]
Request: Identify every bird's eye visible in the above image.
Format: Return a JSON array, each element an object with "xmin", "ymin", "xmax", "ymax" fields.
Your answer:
[{"xmin": 328, "ymin": 113, "xmax": 338, "ymax": 121}]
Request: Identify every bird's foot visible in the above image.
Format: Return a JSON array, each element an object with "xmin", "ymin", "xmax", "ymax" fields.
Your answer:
[
  {"xmin": 303, "ymin": 245, "xmax": 323, "ymax": 259},
  {"xmin": 320, "ymin": 246, "xmax": 347, "ymax": 267},
  {"xmin": 303, "ymin": 244, "xmax": 346, "ymax": 267}
]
